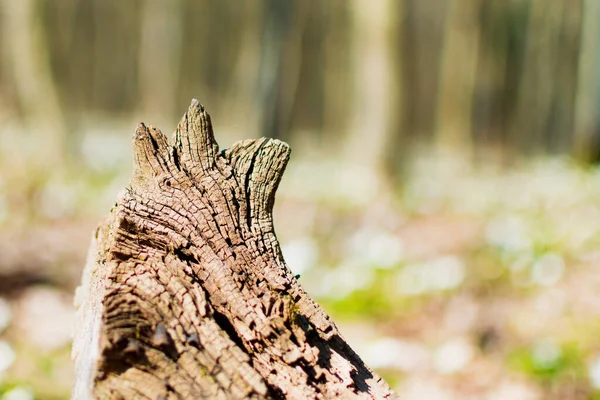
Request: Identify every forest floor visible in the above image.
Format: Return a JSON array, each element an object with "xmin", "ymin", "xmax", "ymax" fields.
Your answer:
[{"xmin": 1, "ymin": 149, "xmax": 600, "ymax": 400}]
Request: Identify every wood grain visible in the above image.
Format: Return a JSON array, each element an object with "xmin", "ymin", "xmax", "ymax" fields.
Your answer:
[{"xmin": 72, "ymin": 99, "xmax": 397, "ymax": 400}]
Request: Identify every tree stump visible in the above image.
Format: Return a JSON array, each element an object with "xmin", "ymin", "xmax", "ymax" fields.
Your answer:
[{"xmin": 72, "ymin": 100, "xmax": 398, "ymax": 399}]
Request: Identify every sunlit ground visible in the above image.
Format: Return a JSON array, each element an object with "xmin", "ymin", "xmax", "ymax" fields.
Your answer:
[
  {"xmin": 2, "ymin": 128, "xmax": 600, "ymax": 399},
  {"xmin": 279, "ymin": 151, "xmax": 600, "ymax": 400}
]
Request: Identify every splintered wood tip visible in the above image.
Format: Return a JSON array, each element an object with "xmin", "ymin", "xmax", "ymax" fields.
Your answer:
[{"xmin": 190, "ymin": 98, "xmax": 203, "ymax": 111}]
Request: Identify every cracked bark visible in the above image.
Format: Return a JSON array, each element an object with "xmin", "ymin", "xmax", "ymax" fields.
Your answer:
[{"xmin": 72, "ymin": 99, "xmax": 398, "ymax": 400}]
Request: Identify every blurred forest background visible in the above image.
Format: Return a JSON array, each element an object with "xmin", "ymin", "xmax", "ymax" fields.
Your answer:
[{"xmin": 2, "ymin": 0, "xmax": 600, "ymax": 399}]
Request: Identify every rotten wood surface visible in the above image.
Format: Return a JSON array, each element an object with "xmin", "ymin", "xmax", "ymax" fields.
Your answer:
[{"xmin": 72, "ymin": 99, "xmax": 398, "ymax": 399}]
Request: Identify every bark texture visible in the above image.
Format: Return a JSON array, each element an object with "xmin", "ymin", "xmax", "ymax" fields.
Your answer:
[{"xmin": 72, "ymin": 99, "xmax": 398, "ymax": 400}]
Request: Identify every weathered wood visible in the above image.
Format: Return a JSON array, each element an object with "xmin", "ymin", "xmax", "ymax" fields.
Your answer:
[{"xmin": 72, "ymin": 99, "xmax": 398, "ymax": 399}]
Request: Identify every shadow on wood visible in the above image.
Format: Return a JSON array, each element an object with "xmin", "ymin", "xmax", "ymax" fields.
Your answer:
[{"xmin": 72, "ymin": 99, "xmax": 398, "ymax": 399}]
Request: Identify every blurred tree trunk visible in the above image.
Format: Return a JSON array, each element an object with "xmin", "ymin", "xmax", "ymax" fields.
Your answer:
[
  {"xmin": 510, "ymin": 0, "xmax": 565, "ymax": 154},
  {"xmin": 257, "ymin": 0, "xmax": 308, "ymax": 141},
  {"xmin": 72, "ymin": 101, "xmax": 398, "ymax": 400},
  {"xmin": 137, "ymin": 0, "xmax": 183, "ymax": 128},
  {"xmin": 227, "ymin": 0, "xmax": 264, "ymax": 140},
  {"xmin": 381, "ymin": 3, "xmax": 407, "ymax": 178},
  {"xmin": 289, "ymin": 3, "xmax": 327, "ymax": 140},
  {"xmin": 472, "ymin": 0, "xmax": 524, "ymax": 164},
  {"xmin": 345, "ymin": 0, "xmax": 400, "ymax": 175},
  {"xmin": 549, "ymin": 1, "xmax": 581, "ymax": 154},
  {"xmin": 0, "ymin": 0, "xmax": 67, "ymax": 165},
  {"xmin": 435, "ymin": 0, "xmax": 482, "ymax": 154},
  {"xmin": 573, "ymin": 0, "xmax": 600, "ymax": 162},
  {"xmin": 91, "ymin": 1, "xmax": 140, "ymax": 114},
  {"xmin": 472, "ymin": 0, "xmax": 506, "ymax": 156},
  {"xmin": 321, "ymin": 2, "xmax": 352, "ymax": 151},
  {"xmin": 402, "ymin": 0, "xmax": 447, "ymax": 148},
  {"xmin": 178, "ymin": 1, "xmax": 213, "ymax": 113}
]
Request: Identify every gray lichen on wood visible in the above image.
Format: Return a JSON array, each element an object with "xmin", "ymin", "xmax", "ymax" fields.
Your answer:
[{"xmin": 72, "ymin": 99, "xmax": 398, "ymax": 399}]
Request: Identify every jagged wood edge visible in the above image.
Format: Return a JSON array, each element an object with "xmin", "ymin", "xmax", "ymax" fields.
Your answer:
[{"xmin": 73, "ymin": 99, "xmax": 398, "ymax": 400}]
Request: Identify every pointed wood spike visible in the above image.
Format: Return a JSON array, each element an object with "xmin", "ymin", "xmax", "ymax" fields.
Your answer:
[
  {"xmin": 225, "ymin": 138, "xmax": 291, "ymax": 223},
  {"xmin": 132, "ymin": 123, "xmax": 171, "ymax": 187},
  {"xmin": 250, "ymin": 139, "xmax": 291, "ymax": 219},
  {"xmin": 173, "ymin": 99, "xmax": 219, "ymax": 174},
  {"xmin": 223, "ymin": 138, "xmax": 290, "ymax": 269}
]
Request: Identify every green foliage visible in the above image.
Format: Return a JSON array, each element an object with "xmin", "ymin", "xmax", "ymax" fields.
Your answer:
[
  {"xmin": 320, "ymin": 269, "xmax": 411, "ymax": 321},
  {"xmin": 507, "ymin": 342, "xmax": 585, "ymax": 383}
]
